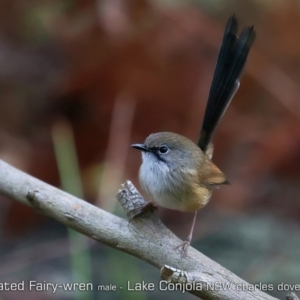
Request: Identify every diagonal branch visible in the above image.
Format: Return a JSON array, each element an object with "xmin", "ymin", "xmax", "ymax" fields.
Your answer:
[{"xmin": 0, "ymin": 159, "xmax": 289, "ymax": 300}]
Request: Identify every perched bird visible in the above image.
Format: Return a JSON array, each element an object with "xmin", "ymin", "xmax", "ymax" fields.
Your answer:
[{"xmin": 132, "ymin": 15, "xmax": 256, "ymax": 256}]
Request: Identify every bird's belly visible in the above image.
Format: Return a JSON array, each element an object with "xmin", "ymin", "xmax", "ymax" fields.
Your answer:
[{"xmin": 150, "ymin": 187, "xmax": 212, "ymax": 212}]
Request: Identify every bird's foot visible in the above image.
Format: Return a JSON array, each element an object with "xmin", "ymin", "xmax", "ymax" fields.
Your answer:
[{"xmin": 175, "ymin": 240, "xmax": 191, "ymax": 258}]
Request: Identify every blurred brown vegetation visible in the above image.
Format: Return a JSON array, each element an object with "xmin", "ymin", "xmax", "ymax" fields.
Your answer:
[
  {"xmin": 1, "ymin": 0, "xmax": 300, "ymax": 298},
  {"xmin": 1, "ymin": 0, "xmax": 300, "ymax": 230}
]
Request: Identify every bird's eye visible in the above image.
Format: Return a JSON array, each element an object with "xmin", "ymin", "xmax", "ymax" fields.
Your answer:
[{"xmin": 158, "ymin": 146, "xmax": 169, "ymax": 154}]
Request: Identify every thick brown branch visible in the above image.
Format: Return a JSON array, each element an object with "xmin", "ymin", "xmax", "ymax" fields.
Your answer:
[{"xmin": 0, "ymin": 159, "xmax": 292, "ymax": 300}]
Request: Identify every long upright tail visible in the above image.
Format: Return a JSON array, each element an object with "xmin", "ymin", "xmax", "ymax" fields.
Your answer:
[{"xmin": 198, "ymin": 15, "xmax": 256, "ymax": 152}]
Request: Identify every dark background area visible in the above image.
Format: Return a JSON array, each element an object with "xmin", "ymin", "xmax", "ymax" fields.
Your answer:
[{"xmin": 1, "ymin": 0, "xmax": 300, "ymax": 299}]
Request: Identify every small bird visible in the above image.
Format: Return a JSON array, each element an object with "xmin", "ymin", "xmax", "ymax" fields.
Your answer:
[{"xmin": 131, "ymin": 15, "xmax": 256, "ymax": 256}]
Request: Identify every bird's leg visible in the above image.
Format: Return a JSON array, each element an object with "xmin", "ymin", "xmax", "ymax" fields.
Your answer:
[{"xmin": 175, "ymin": 210, "xmax": 198, "ymax": 257}]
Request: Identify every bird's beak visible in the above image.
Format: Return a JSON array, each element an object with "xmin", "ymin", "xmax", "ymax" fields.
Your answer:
[{"xmin": 131, "ymin": 144, "xmax": 151, "ymax": 152}]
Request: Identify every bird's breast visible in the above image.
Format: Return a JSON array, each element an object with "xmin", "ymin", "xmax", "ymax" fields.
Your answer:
[{"xmin": 138, "ymin": 158, "xmax": 212, "ymax": 212}]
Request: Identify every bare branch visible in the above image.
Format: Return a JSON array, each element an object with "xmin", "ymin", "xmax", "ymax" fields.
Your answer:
[
  {"xmin": 0, "ymin": 159, "xmax": 292, "ymax": 300},
  {"xmin": 286, "ymin": 293, "xmax": 300, "ymax": 300}
]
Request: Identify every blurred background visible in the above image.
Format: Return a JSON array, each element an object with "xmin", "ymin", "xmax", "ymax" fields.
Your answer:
[{"xmin": 0, "ymin": 0, "xmax": 300, "ymax": 299}]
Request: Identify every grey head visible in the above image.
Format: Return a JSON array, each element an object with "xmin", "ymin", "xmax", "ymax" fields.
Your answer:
[{"xmin": 131, "ymin": 132, "xmax": 204, "ymax": 170}]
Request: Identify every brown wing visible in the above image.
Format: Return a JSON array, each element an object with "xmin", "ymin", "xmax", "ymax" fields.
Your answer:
[{"xmin": 198, "ymin": 158, "xmax": 228, "ymax": 188}]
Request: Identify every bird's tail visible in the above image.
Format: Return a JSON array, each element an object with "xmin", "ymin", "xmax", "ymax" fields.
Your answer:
[{"xmin": 198, "ymin": 15, "xmax": 256, "ymax": 152}]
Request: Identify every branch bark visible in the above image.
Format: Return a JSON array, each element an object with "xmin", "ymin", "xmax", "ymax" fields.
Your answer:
[
  {"xmin": 286, "ymin": 293, "xmax": 300, "ymax": 300},
  {"xmin": 0, "ymin": 159, "xmax": 292, "ymax": 300}
]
